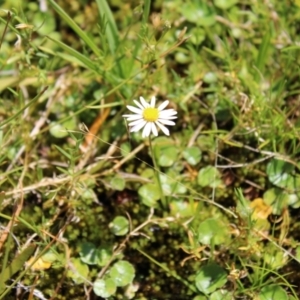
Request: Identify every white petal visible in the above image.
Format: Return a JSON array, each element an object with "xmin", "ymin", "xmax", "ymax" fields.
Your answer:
[
  {"xmin": 156, "ymin": 121, "xmax": 170, "ymax": 136},
  {"xmin": 128, "ymin": 119, "xmax": 145, "ymax": 126},
  {"xmin": 158, "ymin": 100, "xmax": 169, "ymax": 111},
  {"xmin": 150, "ymin": 96, "xmax": 156, "ymax": 107},
  {"xmin": 142, "ymin": 122, "xmax": 152, "ymax": 137},
  {"xmin": 159, "ymin": 115, "xmax": 177, "ymax": 120},
  {"xmin": 157, "ymin": 119, "xmax": 176, "ymax": 126},
  {"xmin": 123, "ymin": 115, "xmax": 143, "ymax": 121},
  {"xmin": 130, "ymin": 120, "xmax": 146, "ymax": 132},
  {"xmin": 140, "ymin": 97, "xmax": 150, "ymax": 108},
  {"xmin": 159, "ymin": 113, "xmax": 177, "ymax": 119},
  {"xmin": 159, "ymin": 109, "xmax": 177, "ymax": 117},
  {"xmin": 151, "ymin": 122, "xmax": 158, "ymax": 136},
  {"xmin": 133, "ymin": 99, "xmax": 145, "ymax": 110},
  {"xmin": 127, "ymin": 105, "xmax": 143, "ymax": 114}
]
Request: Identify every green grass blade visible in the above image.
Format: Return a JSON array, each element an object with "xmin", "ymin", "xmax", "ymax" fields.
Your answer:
[
  {"xmin": 142, "ymin": 0, "xmax": 151, "ymax": 24},
  {"xmin": 47, "ymin": 0, "xmax": 101, "ymax": 57},
  {"xmin": 255, "ymin": 30, "xmax": 271, "ymax": 80},
  {"xmin": 0, "ymin": 244, "xmax": 36, "ymax": 294},
  {"xmin": 125, "ymin": 0, "xmax": 151, "ymax": 76},
  {"xmin": 95, "ymin": 0, "xmax": 119, "ymax": 54},
  {"xmin": 45, "ymin": 36, "xmax": 97, "ymax": 71}
]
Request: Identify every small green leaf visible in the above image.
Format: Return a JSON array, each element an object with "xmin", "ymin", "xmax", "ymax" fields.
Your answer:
[
  {"xmin": 97, "ymin": 246, "xmax": 113, "ymax": 267},
  {"xmin": 214, "ymin": 0, "xmax": 237, "ymax": 10},
  {"xmin": 111, "ymin": 176, "xmax": 126, "ymax": 191},
  {"xmin": 197, "ymin": 166, "xmax": 222, "ymax": 188},
  {"xmin": 195, "ymin": 263, "xmax": 227, "ymax": 294},
  {"xmin": 210, "ymin": 289, "xmax": 232, "ymax": 300},
  {"xmin": 266, "ymin": 159, "xmax": 295, "ymax": 188},
  {"xmin": 49, "ymin": 118, "xmax": 76, "ymax": 138},
  {"xmin": 93, "ymin": 278, "xmax": 116, "ymax": 298},
  {"xmin": 258, "ymin": 285, "xmax": 288, "ymax": 300},
  {"xmin": 197, "ymin": 218, "xmax": 228, "ymax": 245},
  {"xmin": 289, "ymin": 193, "xmax": 300, "ymax": 208},
  {"xmin": 67, "ymin": 258, "xmax": 89, "ymax": 284},
  {"xmin": 263, "ymin": 188, "xmax": 289, "ymax": 215},
  {"xmin": 203, "ymin": 72, "xmax": 218, "ymax": 84},
  {"xmin": 79, "ymin": 242, "xmax": 99, "ymax": 265},
  {"xmin": 109, "ymin": 216, "xmax": 129, "ymax": 236},
  {"xmin": 263, "ymin": 244, "xmax": 287, "ymax": 269},
  {"xmin": 183, "ymin": 146, "xmax": 202, "ymax": 166},
  {"xmin": 138, "ymin": 183, "xmax": 161, "ymax": 207},
  {"xmin": 181, "ymin": 2, "xmax": 216, "ymax": 27},
  {"xmin": 110, "ymin": 260, "xmax": 135, "ymax": 287},
  {"xmin": 189, "ymin": 28, "xmax": 206, "ymax": 45},
  {"xmin": 159, "ymin": 173, "xmax": 187, "ymax": 195},
  {"xmin": 121, "ymin": 142, "xmax": 131, "ymax": 157},
  {"xmin": 153, "ymin": 137, "xmax": 178, "ymax": 167}
]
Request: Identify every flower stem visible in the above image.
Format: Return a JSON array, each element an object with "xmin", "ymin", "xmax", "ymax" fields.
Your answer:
[{"xmin": 148, "ymin": 136, "xmax": 167, "ymax": 209}]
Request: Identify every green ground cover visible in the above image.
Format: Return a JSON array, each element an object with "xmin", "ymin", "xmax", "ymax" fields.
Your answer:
[{"xmin": 1, "ymin": 0, "xmax": 300, "ymax": 299}]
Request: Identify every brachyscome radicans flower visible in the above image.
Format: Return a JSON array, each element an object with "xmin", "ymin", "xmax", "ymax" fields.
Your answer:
[{"xmin": 123, "ymin": 96, "xmax": 177, "ymax": 138}]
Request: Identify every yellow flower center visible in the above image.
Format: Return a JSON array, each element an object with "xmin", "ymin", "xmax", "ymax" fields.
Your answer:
[{"xmin": 143, "ymin": 107, "xmax": 159, "ymax": 122}]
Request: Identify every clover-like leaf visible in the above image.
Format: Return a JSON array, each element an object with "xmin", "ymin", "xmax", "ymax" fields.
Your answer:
[
  {"xmin": 110, "ymin": 260, "xmax": 135, "ymax": 287},
  {"xmin": 195, "ymin": 263, "xmax": 227, "ymax": 294},
  {"xmin": 93, "ymin": 278, "xmax": 116, "ymax": 298},
  {"xmin": 109, "ymin": 216, "xmax": 129, "ymax": 236}
]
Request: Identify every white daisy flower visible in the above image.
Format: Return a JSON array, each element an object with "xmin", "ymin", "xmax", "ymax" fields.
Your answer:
[{"xmin": 123, "ymin": 96, "xmax": 177, "ymax": 138}]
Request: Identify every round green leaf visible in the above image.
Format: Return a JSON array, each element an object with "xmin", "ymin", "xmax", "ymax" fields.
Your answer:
[
  {"xmin": 175, "ymin": 52, "xmax": 191, "ymax": 64},
  {"xmin": 159, "ymin": 173, "xmax": 187, "ymax": 195},
  {"xmin": 288, "ymin": 193, "xmax": 300, "ymax": 209},
  {"xmin": 210, "ymin": 290, "xmax": 232, "ymax": 300},
  {"xmin": 263, "ymin": 244, "xmax": 287, "ymax": 269},
  {"xmin": 34, "ymin": 12, "xmax": 56, "ymax": 35},
  {"xmin": 189, "ymin": 27, "xmax": 206, "ymax": 45},
  {"xmin": 49, "ymin": 118, "xmax": 76, "ymax": 138},
  {"xmin": 121, "ymin": 142, "xmax": 131, "ymax": 157},
  {"xmin": 79, "ymin": 242, "xmax": 112, "ymax": 267},
  {"xmin": 183, "ymin": 146, "xmax": 202, "ymax": 166},
  {"xmin": 258, "ymin": 285, "xmax": 288, "ymax": 300},
  {"xmin": 97, "ymin": 246, "xmax": 113, "ymax": 267},
  {"xmin": 81, "ymin": 188, "xmax": 97, "ymax": 201},
  {"xmin": 110, "ymin": 260, "xmax": 135, "ymax": 287},
  {"xmin": 203, "ymin": 72, "xmax": 218, "ymax": 84},
  {"xmin": 109, "ymin": 216, "xmax": 129, "ymax": 236},
  {"xmin": 197, "ymin": 218, "xmax": 228, "ymax": 245},
  {"xmin": 138, "ymin": 183, "xmax": 161, "ymax": 207},
  {"xmin": 181, "ymin": 2, "xmax": 216, "ymax": 27},
  {"xmin": 67, "ymin": 258, "xmax": 89, "ymax": 284},
  {"xmin": 197, "ymin": 166, "xmax": 222, "ymax": 188},
  {"xmin": 266, "ymin": 159, "xmax": 295, "ymax": 188},
  {"xmin": 214, "ymin": 0, "xmax": 237, "ymax": 10},
  {"xmin": 93, "ymin": 278, "xmax": 116, "ymax": 298},
  {"xmin": 263, "ymin": 188, "xmax": 289, "ymax": 215},
  {"xmin": 110, "ymin": 176, "xmax": 126, "ymax": 191},
  {"xmin": 79, "ymin": 242, "xmax": 99, "ymax": 265},
  {"xmin": 195, "ymin": 263, "xmax": 227, "ymax": 294},
  {"xmin": 153, "ymin": 137, "xmax": 178, "ymax": 167}
]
